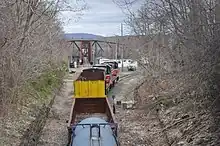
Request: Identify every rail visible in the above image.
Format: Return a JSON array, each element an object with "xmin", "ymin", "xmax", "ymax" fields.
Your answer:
[{"xmin": 119, "ymin": 72, "xmax": 140, "ymax": 81}]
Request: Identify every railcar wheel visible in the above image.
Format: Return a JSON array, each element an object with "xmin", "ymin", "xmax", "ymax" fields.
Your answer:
[{"xmin": 112, "ymin": 81, "xmax": 115, "ymax": 87}]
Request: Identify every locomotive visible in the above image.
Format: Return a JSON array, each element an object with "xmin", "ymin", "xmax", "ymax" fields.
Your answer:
[{"xmin": 70, "ymin": 117, "xmax": 119, "ymax": 146}]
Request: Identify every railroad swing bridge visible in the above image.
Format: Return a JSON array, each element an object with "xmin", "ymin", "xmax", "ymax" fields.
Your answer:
[{"xmin": 64, "ymin": 33, "xmax": 125, "ymax": 67}]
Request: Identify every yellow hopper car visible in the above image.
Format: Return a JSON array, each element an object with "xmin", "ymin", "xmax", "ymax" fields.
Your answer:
[{"xmin": 73, "ymin": 67, "xmax": 107, "ymax": 98}]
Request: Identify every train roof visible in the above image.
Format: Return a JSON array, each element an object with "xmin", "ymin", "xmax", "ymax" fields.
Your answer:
[
  {"xmin": 93, "ymin": 64, "xmax": 111, "ymax": 68},
  {"xmin": 78, "ymin": 68, "xmax": 105, "ymax": 80},
  {"xmin": 103, "ymin": 61, "xmax": 118, "ymax": 63},
  {"xmin": 92, "ymin": 66, "xmax": 107, "ymax": 70},
  {"xmin": 101, "ymin": 63, "xmax": 113, "ymax": 68},
  {"xmin": 82, "ymin": 67, "xmax": 105, "ymax": 72}
]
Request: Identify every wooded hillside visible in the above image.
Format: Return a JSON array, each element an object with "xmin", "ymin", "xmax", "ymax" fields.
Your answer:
[{"xmin": 113, "ymin": 0, "xmax": 220, "ymax": 145}]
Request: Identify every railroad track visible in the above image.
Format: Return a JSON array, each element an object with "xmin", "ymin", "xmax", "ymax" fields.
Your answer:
[{"xmin": 119, "ymin": 71, "xmax": 140, "ymax": 82}]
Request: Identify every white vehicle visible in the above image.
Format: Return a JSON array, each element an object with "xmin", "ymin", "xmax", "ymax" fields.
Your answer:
[
  {"xmin": 115, "ymin": 59, "xmax": 122, "ymax": 68},
  {"xmin": 112, "ymin": 59, "xmax": 138, "ymax": 69},
  {"xmin": 116, "ymin": 59, "xmax": 132, "ymax": 68},
  {"xmin": 127, "ymin": 60, "xmax": 138, "ymax": 71},
  {"xmin": 97, "ymin": 58, "xmax": 111, "ymax": 64}
]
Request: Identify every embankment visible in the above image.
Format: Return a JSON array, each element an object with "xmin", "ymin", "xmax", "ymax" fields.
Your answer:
[
  {"xmin": 18, "ymin": 86, "xmax": 62, "ymax": 146},
  {"xmin": 1, "ymin": 68, "xmax": 66, "ymax": 146}
]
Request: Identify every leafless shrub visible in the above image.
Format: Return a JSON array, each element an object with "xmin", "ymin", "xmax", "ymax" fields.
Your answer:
[{"xmin": 116, "ymin": 0, "xmax": 220, "ymax": 75}]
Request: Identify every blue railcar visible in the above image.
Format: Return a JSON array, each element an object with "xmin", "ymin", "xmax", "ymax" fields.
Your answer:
[{"xmin": 70, "ymin": 117, "xmax": 119, "ymax": 146}]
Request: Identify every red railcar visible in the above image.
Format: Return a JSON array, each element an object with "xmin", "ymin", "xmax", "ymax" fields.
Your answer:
[
  {"xmin": 102, "ymin": 61, "xmax": 120, "ymax": 83},
  {"xmin": 92, "ymin": 64, "xmax": 113, "ymax": 92}
]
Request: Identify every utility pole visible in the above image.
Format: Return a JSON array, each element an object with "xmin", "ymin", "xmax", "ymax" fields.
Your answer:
[
  {"xmin": 94, "ymin": 41, "xmax": 97, "ymax": 64},
  {"xmin": 116, "ymin": 39, "xmax": 118, "ymax": 60},
  {"xmin": 121, "ymin": 23, "xmax": 124, "ymax": 72}
]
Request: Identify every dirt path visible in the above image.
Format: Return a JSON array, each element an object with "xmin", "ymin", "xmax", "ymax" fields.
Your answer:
[{"xmin": 38, "ymin": 73, "xmax": 79, "ymax": 146}]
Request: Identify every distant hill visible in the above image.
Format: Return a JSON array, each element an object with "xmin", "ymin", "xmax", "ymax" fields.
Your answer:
[
  {"xmin": 63, "ymin": 33, "xmax": 104, "ymax": 41},
  {"xmin": 63, "ymin": 33, "xmax": 143, "ymax": 43}
]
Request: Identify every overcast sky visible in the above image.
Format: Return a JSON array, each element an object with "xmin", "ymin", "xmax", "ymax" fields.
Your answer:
[{"xmin": 60, "ymin": 0, "xmax": 141, "ymax": 37}]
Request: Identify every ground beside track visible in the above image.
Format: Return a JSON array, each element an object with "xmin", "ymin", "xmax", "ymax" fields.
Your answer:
[{"xmin": 107, "ymin": 69, "xmax": 148, "ymax": 146}]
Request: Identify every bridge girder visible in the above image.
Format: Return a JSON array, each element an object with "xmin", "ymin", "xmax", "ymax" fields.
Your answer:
[{"xmin": 68, "ymin": 39, "xmax": 124, "ymax": 65}]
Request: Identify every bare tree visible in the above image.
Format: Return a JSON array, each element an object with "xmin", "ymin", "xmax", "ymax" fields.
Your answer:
[
  {"xmin": 0, "ymin": 0, "xmax": 86, "ymax": 116},
  {"xmin": 114, "ymin": 0, "xmax": 220, "ymax": 145},
  {"xmin": 115, "ymin": 0, "xmax": 220, "ymax": 76}
]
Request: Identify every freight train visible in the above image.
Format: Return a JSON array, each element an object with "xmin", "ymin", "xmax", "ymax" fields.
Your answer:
[{"xmin": 67, "ymin": 66, "xmax": 120, "ymax": 146}]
